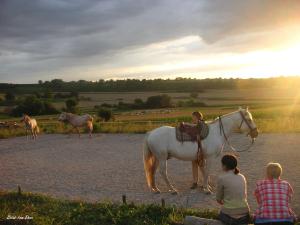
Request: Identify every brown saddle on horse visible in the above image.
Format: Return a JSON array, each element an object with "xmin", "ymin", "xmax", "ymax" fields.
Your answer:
[
  {"xmin": 175, "ymin": 121, "xmax": 209, "ymax": 167},
  {"xmin": 175, "ymin": 121, "xmax": 209, "ymax": 142}
]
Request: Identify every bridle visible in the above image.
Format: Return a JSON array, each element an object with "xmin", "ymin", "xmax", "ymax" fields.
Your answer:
[
  {"xmin": 238, "ymin": 111, "xmax": 257, "ymax": 137},
  {"xmin": 219, "ymin": 111, "xmax": 257, "ymax": 152}
]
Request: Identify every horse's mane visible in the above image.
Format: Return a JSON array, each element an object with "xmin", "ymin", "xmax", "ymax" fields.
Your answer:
[{"xmin": 208, "ymin": 110, "xmax": 242, "ymax": 124}]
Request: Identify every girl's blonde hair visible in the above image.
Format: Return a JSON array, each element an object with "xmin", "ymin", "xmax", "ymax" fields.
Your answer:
[{"xmin": 266, "ymin": 162, "xmax": 282, "ymax": 179}]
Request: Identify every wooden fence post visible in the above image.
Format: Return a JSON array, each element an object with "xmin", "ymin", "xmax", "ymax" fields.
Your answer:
[
  {"xmin": 17, "ymin": 185, "xmax": 22, "ymax": 195},
  {"xmin": 122, "ymin": 195, "xmax": 127, "ymax": 204}
]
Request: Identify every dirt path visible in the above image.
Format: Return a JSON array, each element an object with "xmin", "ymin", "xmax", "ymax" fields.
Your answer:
[{"xmin": 0, "ymin": 133, "xmax": 299, "ymax": 215}]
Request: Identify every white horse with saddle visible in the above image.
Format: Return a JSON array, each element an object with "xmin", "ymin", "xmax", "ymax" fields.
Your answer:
[
  {"xmin": 21, "ymin": 114, "xmax": 39, "ymax": 139},
  {"xmin": 58, "ymin": 112, "xmax": 94, "ymax": 138},
  {"xmin": 143, "ymin": 107, "xmax": 258, "ymax": 194}
]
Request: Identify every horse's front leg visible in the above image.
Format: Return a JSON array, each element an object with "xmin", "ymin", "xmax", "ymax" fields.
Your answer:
[
  {"xmin": 30, "ymin": 129, "xmax": 34, "ymax": 139},
  {"xmin": 69, "ymin": 127, "xmax": 73, "ymax": 136},
  {"xmin": 68, "ymin": 126, "xmax": 75, "ymax": 137},
  {"xmin": 159, "ymin": 160, "xmax": 178, "ymax": 194},
  {"xmin": 34, "ymin": 129, "xmax": 37, "ymax": 139},
  {"xmin": 87, "ymin": 123, "xmax": 93, "ymax": 138}
]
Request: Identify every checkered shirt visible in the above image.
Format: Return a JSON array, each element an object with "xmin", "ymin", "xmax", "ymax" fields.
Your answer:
[{"xmin": 254, "ymin": 179, "xmax": 295, "ymax": 219}]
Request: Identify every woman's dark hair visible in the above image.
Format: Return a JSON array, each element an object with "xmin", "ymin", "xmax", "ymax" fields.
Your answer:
[
  {"xmin": 192, "ymin": 111, "xmax": 203, "ymax": 120},
  {"xmin": 221, "ymin": 154, "xmax": 240, "ymax": 174}
]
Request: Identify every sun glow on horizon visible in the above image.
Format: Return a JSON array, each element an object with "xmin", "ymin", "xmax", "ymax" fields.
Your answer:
[
  {"xmin": 94, "ymin": 31, "xmax": 300, "ymax": 79},
  {"xmin": 233, "ymin": 42, "xmax": 300, "ymax": 78},
  {"xmin": 56, "ymin": 29, "xmax": 300, "ymax": 82}
]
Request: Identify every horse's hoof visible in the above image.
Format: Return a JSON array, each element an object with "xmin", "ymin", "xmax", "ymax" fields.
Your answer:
[
  {"xmin": 203, "ymin": 188, "xmax": 212, "ymax": 195},
  {"xmin": 190, "ymin": 183, "xmax": 198, "ymax": 189},
  {"xmin": 151, "ymin": 188, "xmax": 160, "ymax": 194},
  {"xmin": 169, "ymin": 190, "xmax": 178, "ymax": 195}
]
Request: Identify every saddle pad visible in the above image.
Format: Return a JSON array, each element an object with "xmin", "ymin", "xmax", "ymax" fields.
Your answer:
[{"xmin": 175, "ymin": 122, "xmax": 209, "ymax": 142}]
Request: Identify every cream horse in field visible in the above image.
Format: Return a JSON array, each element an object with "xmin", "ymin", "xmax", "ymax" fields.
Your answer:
[
  {"xmin": 58, "ymin": 112, "xmax": 93, "ymax": 138},
  {"xmin": 143, "ymin": 107, "xmax": 258, "ymax": 194},
  {"xmin": 21, "ymin": 114, "xmax": 39, "ymax": 139}
]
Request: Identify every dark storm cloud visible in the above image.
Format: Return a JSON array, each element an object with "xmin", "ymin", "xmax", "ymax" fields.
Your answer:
[{"xmin": 0, "ymin": 0, "xmax": 300, "ymax": 82}]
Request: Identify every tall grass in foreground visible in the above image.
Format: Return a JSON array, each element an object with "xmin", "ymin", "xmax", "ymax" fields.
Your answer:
[{"xmin": 0, "ymin": 191, "xmax": 218, "ymax": 225}]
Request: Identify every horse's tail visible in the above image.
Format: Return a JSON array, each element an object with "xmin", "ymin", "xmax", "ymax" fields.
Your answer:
[{"xmin": 143, "ymin": 132, "xmax": 156, "ymax": 189}]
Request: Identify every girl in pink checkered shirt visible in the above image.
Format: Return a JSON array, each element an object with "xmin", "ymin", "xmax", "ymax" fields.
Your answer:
[{"xmin": 254, "ymin": 162, "xmax": 297, "ymax": 225}]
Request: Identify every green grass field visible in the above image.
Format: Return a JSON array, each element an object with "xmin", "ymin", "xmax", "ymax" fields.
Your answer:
[
  {"xmin": 1, "ymin": 88, "xmax": 300, "ymax": 138},
  {"xmin": 0, "ymin": 190, "xmax": 217, "ymax": 225}
]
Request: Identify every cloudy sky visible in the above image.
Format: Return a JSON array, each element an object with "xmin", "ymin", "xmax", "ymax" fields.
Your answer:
[{"xmin": 1, "ymin": 0, "xmax": 300, "ymax": 83}]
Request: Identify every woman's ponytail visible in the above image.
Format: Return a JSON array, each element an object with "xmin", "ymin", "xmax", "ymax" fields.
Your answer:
[{"xmin": 234, "ymin": 167, "xmax": 240, "ymax": 174}]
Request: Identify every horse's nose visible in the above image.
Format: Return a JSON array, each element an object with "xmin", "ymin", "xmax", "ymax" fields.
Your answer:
[{"xmin": 251, "ymin": 128, "xmax": 258, "ymax": 138}]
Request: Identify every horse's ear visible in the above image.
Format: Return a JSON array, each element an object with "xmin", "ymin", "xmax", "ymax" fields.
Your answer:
[{"xmin": 246, "ymin": 106, "xmax": 249, "ymax": 111}]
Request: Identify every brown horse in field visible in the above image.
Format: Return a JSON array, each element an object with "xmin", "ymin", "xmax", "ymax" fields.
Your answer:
[
  {"xmin": 21, "ymin": 114, "xmax": 39, "ymax": 139},
  {"xmin": 58, "ymin": 112, "xmax": 93, "ymax": 138}
]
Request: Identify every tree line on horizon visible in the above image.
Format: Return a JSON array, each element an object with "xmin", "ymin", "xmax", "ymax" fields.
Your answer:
[{"xmin": 0, "ymin": 76, "xmax": 300, "ymax": 93}]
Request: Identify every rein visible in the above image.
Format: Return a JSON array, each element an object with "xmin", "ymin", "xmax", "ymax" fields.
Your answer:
[
  {"xmin": 219, "ymin": 116, "xmax": 237, "ymax": 152},
  {"xmin": 219, "ymin": 112, "xmax": 255, "ymax": 153}
]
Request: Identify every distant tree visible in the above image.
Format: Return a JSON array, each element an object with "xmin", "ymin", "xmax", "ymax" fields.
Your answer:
[
  {"xmin": 97, "ymin": 107, "xmax": 112, "ymax": 121},
  {"xmin": 133, "ymin": 98, "xmax": 144, "ymax": 109},
  {"xmin": 43, "ymin": 101, "xmax": 59, "ymax": 114},
  {"xmin": 145, "ymin": 94, "xmax": 172, "ymax": 109},
  {"xmin": 11, "ymin": 96, "xmax": 58, "ymax": 116},
  {"xmin": 38, "ymin": 80, "xmax": 43, "ymax": 85},
  {"xmin": 65, "ymin": 99, "xmax": 78, "ymax": 113},
  {"xmin": 5, "ymin": 92, "xmax": 16, "ymax": 101},
  {"xmin": 50, "ymin": 79, "xmax": 64, "ymax": 89},
  {"xmin": 117, "ymin": 101, "xmax": 131, "ymax": 110},
  {"xmin": 134, "ymin": 98, "xmax": 143, "ymax": 105}
]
